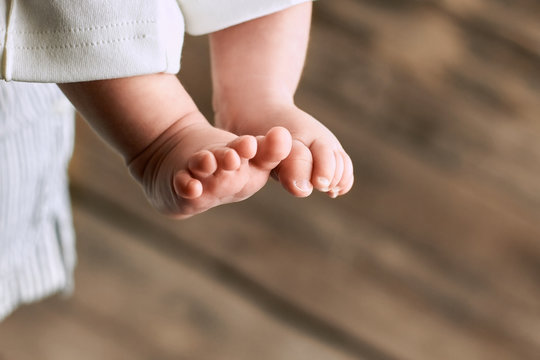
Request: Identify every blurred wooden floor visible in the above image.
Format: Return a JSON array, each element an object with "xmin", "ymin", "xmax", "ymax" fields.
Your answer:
[{"xmin": 2, "ymin": 0, "xmax": 540, "ymax": 359}]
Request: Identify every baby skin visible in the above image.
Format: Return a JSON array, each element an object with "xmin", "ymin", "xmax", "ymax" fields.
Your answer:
[
  {"xmin": 210, "ymin": 2, "xmax": 354, "ymax": 199},
  {"xmin": 59, "ymin": 2, "xmax": 352, "ymax": 219},
  {"xmin": 215, "ymin": 104, "xmax": 353, "ymax": 199},
  {"xmin": 60, "ymin": 74, "xmax": 292, "ymax": 219},
  {"xmin": 128, "ymin": 110, "xmax": 293, "ymax": 218}
]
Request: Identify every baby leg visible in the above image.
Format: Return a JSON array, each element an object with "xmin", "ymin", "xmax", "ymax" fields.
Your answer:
[
  {"xmin": 60, "ymin": 74, "xmax": 292, "ymax": 218},
  {"xmin": 209, "ymin": 2, "xmax": 353, "ymax": 198}
]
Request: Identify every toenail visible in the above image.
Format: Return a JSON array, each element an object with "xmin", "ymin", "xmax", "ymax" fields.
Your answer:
[
  {"xmin": 317, "ymin": 177, "xmax": 330, "ymax": 189},
  {"xmin": 329, "ymin": 191, "xmax": 339, "ymax": 199},
  {"xmin": 294, "ymin": 180, "xmax": 312, "ymax": 192}
]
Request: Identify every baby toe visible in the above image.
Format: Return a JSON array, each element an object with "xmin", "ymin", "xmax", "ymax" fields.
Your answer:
[
  {"xmin": 214, "ymin": 148, "xmax": 241, "ymax": 171},
  {"xmin": 188, "ymin": 150, "xmax": 217, "ymax": 178},
  {"xmin": 227, "ymin": 135, "xmax": 257, "ymax": 160},
  {"xmin": 309, "ymin": 139, "xmax": 337, "ymax": 192},
  {"xmin": 173, "ymin": 170, "xmax": 203, "ymax": 199},
  {"xmin": 329, "ymin": 150, "xmax": 344, "ymax": 192},
  {"xmin": 339, "ymin": 175, "xmax": 354, "ymax": 196},
  {"xmin": 252, "ymin": 127, "xmax": 292, "ymax": 169},
  {"xmin": 336, "ymin": 152, "xmax": 354, "ymax": 196},
  {"xmin": 276, "ymin": 140, "xmax": 314, "ymax": 197}
]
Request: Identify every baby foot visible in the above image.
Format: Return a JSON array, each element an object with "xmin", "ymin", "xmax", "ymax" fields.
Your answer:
[
  {"xmin": 128, "ymin": 112, "xmax": 291, "ymax": 218},
  {"xmin": 216, "ymin": 105, "xmax": 354, "ymax": 198}
]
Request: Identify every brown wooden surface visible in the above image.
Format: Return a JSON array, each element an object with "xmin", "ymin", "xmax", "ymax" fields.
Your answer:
[{"xmin": 1, "ymin": 1, "xmax": 540, "ymax": 359}]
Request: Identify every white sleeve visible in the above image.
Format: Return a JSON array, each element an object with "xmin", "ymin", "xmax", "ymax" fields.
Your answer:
[
  {"xmin": 1, "ymin": 0, "xmax": 184, "ymax": 83},
  {"xmin": 177, "ymin": 0, "xmax": 313, "ymax": 36}
]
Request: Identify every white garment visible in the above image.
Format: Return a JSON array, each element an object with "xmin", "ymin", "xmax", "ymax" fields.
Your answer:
[
  {"xmin": 0, "ymin": 81, "xmax": 75, "ymax": 321},
  {"xmin": 1, "ymin": 0, "xmax": 310, "ymax": 82}
]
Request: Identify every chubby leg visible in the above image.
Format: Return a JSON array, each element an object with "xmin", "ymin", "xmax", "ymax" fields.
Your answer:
[
  {"xmin": 209, "ymin": 2, "xmax": 354, "ymax": 198},
  {"xmin": 60, "ymin": 74, "xmax": 291, "ymax": 218}
]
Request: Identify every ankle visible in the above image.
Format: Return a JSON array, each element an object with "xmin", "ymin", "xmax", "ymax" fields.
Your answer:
[{"xmin": 214, "ymin": 96, "xmax": 296, "ymax": 133}]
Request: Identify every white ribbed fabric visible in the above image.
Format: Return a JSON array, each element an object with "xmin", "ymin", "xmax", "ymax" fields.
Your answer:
[{"xmin": 0, "ymin": 81, "xmax": 76, "ymax": 321}]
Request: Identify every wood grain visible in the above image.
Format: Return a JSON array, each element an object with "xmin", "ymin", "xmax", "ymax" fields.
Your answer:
[{"xmin": 2, "ymin": 1, "xmax": 540, "ymax": 359}]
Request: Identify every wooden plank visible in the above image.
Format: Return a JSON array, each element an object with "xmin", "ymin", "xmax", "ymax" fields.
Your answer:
[
  {"xmin": 0, "ymin": 297, "xmax": 142, "ymax": 360},
  {"xmin": 312, "ymin": 0, "xmax": 540, "ymax": 212},
  {"xmin": 0, "ymin": 204, "xmax": 357, "ymax": 360},
  {"xmin": 316, "ymin": 0, "xmax": 540, "ymax": 60},
  {"xmin": 68, "ymin": 130, "xmax": 395, "ymax": 359},
  {"xmin": 304, "ymin": 1, "xmax": 540, "ymax": 305},
  {"xmin": 430, "ymin": 0, "xmax": 540, "ymax": 59},
  {"xmin": 69, "ymin": 113, "xmax": 540, "ymax": 360},
  {"xmin": 62, "ymin": 2, "xmax": 540, "ymax": 359},
  {"xmin": 187, "ymin": 0, "xmax": 540, "ymax": 340}
]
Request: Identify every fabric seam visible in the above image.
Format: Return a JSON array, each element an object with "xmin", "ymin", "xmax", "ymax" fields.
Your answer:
[
  {"xmin": 15, "ymin": 34, "xmax": 148, "ymax": 50},
  {"xmin": 14, "ymin": 19, "xmax": 156, "ymax": 35},
  {"xmin": 2, "ymin": 0, "xmax": 17, "ymax": 80}
]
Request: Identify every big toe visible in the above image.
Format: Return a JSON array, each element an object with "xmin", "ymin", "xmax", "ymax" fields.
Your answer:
[
  {"xmin": 275, "ymin": 140, "xmax": 314, "ymax": 197},
  {"xmin": 335, "ymin": 152, "xmax": 354, "ymax": 196},
  {"xmin": 251, "ymin": 126, "xmax": 292, "ymax": 170}
]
